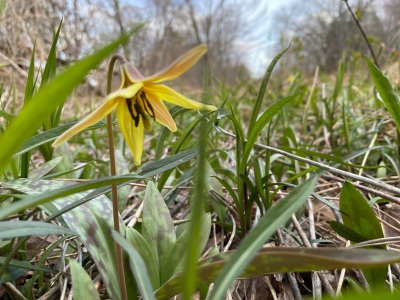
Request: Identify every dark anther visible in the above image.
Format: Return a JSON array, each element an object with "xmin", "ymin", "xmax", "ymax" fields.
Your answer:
[
  {"xmin": 126, "ymin": 98, "xmax": 135, "ymax": 119},
  {"xmin": 133, "ymin": 103, "xmax": 142, "ymax": 127},
  {"xmin": 126, "ymin": 98, "xmax": 141, "ymax": 127},
  {"xmin": 140, "ymin": 92, "xmax": 155, "ymax": 121}
]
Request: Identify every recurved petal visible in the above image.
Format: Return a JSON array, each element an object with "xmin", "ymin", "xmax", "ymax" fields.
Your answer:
[
  {"xmin": 141, "ymin": 45, "xmax": 207, "ymax": 83},
  {"xmin": 123, "ymin": 63, "xmax": 145, "ymax": 83},
  {"xmin": 117, "ymin": 99, "xmax": 144, "ymax": 165},
  {"xmin": 143, "ymin": 84, "xmax": 217, "ymax": 111},
  {"xmin": 52, "ymin": 83, "xmax": 143, "ymax": 148},
  {"xmin": 113, "ymin": 82, "xmax": 144, "ymax": 98},
  {"xmin": 144, "ymin": 94, "xmax": 177, "ymax": 132},
  {"xmin": 52, "ymin": 97, "xmax": 120, "ymax": 147}
]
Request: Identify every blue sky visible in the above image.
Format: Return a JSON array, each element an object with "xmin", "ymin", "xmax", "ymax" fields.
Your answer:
[{"xmin": 239, "ymin": 0, "xmax": 298, "ymax": 76}]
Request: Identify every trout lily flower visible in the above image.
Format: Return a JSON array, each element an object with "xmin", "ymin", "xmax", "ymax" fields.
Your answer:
[{"xmin": 53, "ymin": 45, "xmax": 216, "ymax": 165}]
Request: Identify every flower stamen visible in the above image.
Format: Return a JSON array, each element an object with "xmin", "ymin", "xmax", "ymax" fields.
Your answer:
[{"xmin": 140, "ymin": 91, "xmax": 155, "ymax": 121}]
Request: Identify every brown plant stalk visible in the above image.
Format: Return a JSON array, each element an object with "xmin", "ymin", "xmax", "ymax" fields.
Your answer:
[{"xmin": 107, "ymin": 53, "xmax": 128, "ymax": 300}]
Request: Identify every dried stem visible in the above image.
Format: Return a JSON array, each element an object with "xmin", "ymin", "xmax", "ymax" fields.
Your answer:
[
  {"xmin": 291, "ymin": 214, "xmax": 335, "ymax": 298},
  {"xmin": 219, "ymin": 127, "xmax": 400, "ymax": 196},
  {"xmin": 107, "ymin": 53, "xmax": 128, "ymax": 300},
  {"xmin": 344, "ymin": 0, "xmax": 380, "ymax": 68},
  {"xmin": 276, "ymin": 229, "xmax": 303, "ymax": 300}
]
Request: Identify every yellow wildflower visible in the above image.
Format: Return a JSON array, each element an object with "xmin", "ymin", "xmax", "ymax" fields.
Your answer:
[{"xmin": 53, "ymin": 45, "xmax": 216, "ymax": 165}]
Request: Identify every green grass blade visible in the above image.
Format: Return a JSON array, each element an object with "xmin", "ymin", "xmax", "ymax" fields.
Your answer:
[
  {"xmin": 329, "ymin": 56, "xmax": 345, "ymax": 147},
  {"xmin": 241, "ymin": 93, "xmax": 301, "ymax": 173},
  {"xmin": 210, "ymin": 175, "xmax": 317, "ymax": 299},
  {"xmin": 277, "ymin": 146, "xmax": 386, "ymax": 170},
  {"xmin": 156, "ymin": 247, "xmax": 400, "ymax": 300},
  {"xmin": 21, "ymin": 40, "xmax": 37, "ymax": 178},
  {"xmin": 0, "ymin": 257, "xmax": 58, "ymax": 274},
  {"xmin": 2, "ymin": 149, "xmax": 198, "ymax": 223},
  {"xmin": 366, "ymin": 56, "xmax": 400, "ymax": 131},
  {"xmin": 330, "ymin": 221, "xmax": 368, "ymax": 243},
  {"xmin": 157, "ymin": 110, "xmax": 215, "ymax": 191},
  {"xmin": 24, "ymin": 40, "xmax": 36, "ymax": 103},
  {"xmin": 13, "ymin": 121, "xmax": 106, "ymax": 158},
  {"xmin": 182, "ymin": 119, "xmax": 208, "ymax": 299},
  {"xmin": 42, "ymin": 20, "xmax": 62, "ymax": 131},
  {"xmin": 41, "ymin": 22, "xmax": 61, "ymax": 87},
  {"xmin": 155, "ymin": 107, "xmax": 188, "ymax": 161},
  {"xmin": 0, "ymin": 110, "xmax": 14, "ymax": 121},
  {"xmin": 69, "ymin": 259, "xmax": 100, "ymax": 300},
  {"xmin": 0, "ymin": 221, "xmax": 75, "ymax": 239},
  {"xmin": 247, "ymin": 44, "xmax": 291, "ymax": 137},
  {"xmin": 23, "ymin": 235, "xmax": 69, "ymax": 298}
]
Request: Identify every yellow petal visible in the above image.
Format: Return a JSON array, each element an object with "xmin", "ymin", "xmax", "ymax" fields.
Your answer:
[
  {"xmin": 117, "ymin": 99, "xmax": 144, "ymax": 165},
  {"xmin": 142, "ymin": 92, "xmax": 177, "ymax": 132},
  {"xmin": 140, "ymin": 45, "xmax": 207, "ymax": 83},
  {"xmin": 52, "ymin": 83, "xmax": 143, "ymax": 147},
  {"xmin": 143, "ymin": 84, "xmax": 217, "ymax": 111}
]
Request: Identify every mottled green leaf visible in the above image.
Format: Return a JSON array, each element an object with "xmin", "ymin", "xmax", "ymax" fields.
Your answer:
[
  {"xmin": 15, "ymin": 149, "xmax": 199, "ymax": 224},
  {"xmin": 69, "ymin": 259, "xmax": 100, "ymax": 300},
  {"xmin": 29, "ymin": 157, "xmax": 63, "ymax": 180},
  {"xmin": 125, "ymin": 227, "xmax": 159, "ymax": 289},
  {"xmin": 0, "ymin": 174, "xmax": 143, "ymax": 219},
  {"xmin": 160, "ymin": 213, "xmax": 211, "ymax": 285},
  {"xmin": 112, "ymin": 230, "xmax": 157, "ymax": 300},
  {"xmin": 42, "ymin": 157, "xmax": 98, "ymax": 180},
  {"xmin": 142, "ymin": 181, "xmax": 176, "ymax": 271},
  {"xmin": 205, "ymin": 161, "xmax": 225, "ymax": 221},
  {"xmin": 2, "ymin": 178, "xmax": 124, "ymax": 300},
  {"xmin": 156, "ymin": 247, "xmax": 400, "ymax": 300},
  {"xmin": 51, "ymin": 142, "xmax": 75, "ymax": 179}
]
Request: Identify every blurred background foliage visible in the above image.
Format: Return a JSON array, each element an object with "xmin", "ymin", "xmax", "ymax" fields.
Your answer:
[{"xmin": 1, "ymin": 0, "xmax": 400, "ymax": 107}]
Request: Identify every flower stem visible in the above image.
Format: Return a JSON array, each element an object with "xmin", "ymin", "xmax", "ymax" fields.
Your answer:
[
  {"xmin": 107, "ymin": 54, "xmax": 128, "ymax": 300},
  {"xmin": 344, "ymin": 0, "xmax": 380, "ymax": 68}
]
